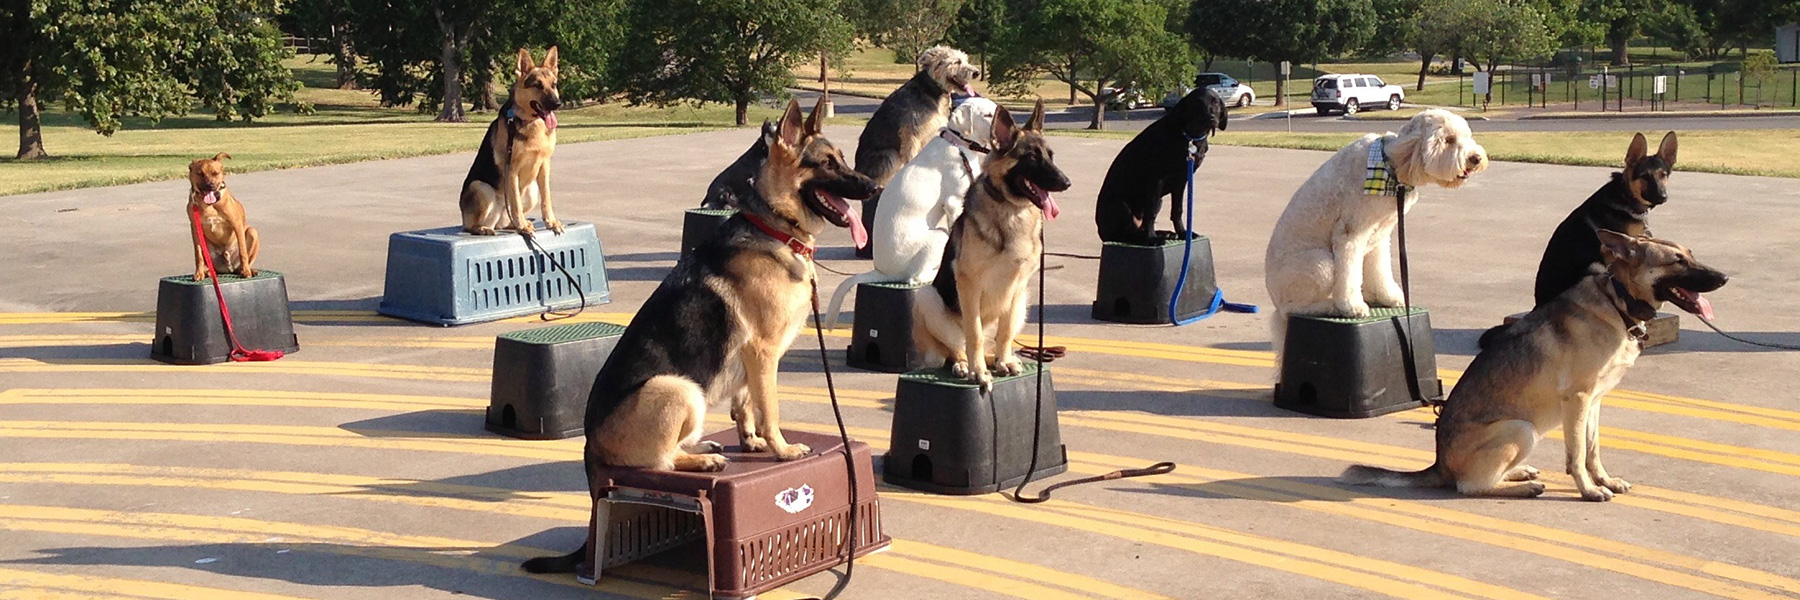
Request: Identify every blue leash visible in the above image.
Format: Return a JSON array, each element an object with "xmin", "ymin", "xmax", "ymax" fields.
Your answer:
[{"xmin": 1168, "ymin": 135, "xmax": 1258, "ymax": 326}]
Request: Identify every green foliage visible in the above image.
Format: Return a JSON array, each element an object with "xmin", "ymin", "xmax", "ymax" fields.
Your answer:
[
  {"xmin": 990, "ymin": 0, "xmax": 1189, "ymax": 128},
  {"xmin": 848, "ymin": 0, "xmax": 966, "ymax": 63},
  {"xmin": 1742, "ymin": 50, "xmax": 1776, "ymax": 83},
  {"xmin": 1187, "ymin": 0, "xmax": 1374, "ymax": 64},
  {"xmin": 610, "ymin": 0, "xmax": 855, "ymax": 125},
  {"xmin": 946, "ymin": 0, "xmax": 1008, "ymax": 62},
  {"xmin": 1365, "ymin": 0, "xmax": 1423, "ymax": 58},
  {"xmin": 1417, "ymin": 0, "xmax": 1555, "ymax": 71}
]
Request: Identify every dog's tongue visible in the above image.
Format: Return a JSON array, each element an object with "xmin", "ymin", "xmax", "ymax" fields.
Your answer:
[
  {"xmin": 1694, "ymin": 292, "xmax": 1714, "ymax": 320},
  {"xmin": 202, "ymin": 191, "xmax": 219, "ymax": 205},
  {"xmin": 542, "ymin": 110, "xmax": 557, "ymax": 132},
  {"xmin": 820, "ymin": 191, "xmax": 868, "ymax": 249}
]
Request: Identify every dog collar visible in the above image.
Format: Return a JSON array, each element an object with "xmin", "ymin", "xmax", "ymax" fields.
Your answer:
[
  {"xmin": 743, "ymin": 212, "xmax": 815, "ymax": 260},
  {"xmin": 940, "ymin": 128, "xmax": 990, "ymax": 154},
  {"xmin": 1605, "ymin": 276, "xmax": 1652, "ymax": 343},
  {"xmin": 1185, "ymin": 133, "xmax": 1209, "ymax": 158}
]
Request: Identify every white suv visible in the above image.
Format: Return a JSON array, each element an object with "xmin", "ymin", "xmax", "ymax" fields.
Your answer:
[{"xmin": 1310, "ymin": 74, "xmax": 1405, "ymax": 115}]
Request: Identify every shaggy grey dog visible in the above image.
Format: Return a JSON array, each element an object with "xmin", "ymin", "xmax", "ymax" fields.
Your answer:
[{"xmin": 853, "ymin": 45, "xmax": 980, "ymax": 254}]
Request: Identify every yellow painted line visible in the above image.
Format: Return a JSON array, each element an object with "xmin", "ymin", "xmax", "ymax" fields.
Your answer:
[
  {"xmin": 0, "ymin": 424, "xmax": 1537, "ymax": 600},
  {"xmin": 0, "ymin": 358, "xmax": 489, "ymax": 382},
  {"xmin": 854, "ymin": 553, "xmax": 1101, "ymax": 600},
  {"xmin": 0, "ymin": 505, "xmax": 770, "ymax": 599},
  {"xmin": 0, "ymin": 567, "xmax": 311, "ymax": 600},
  {"xmin": 0, "ymin": 463, "xmax": 1154, "ymax": 600},
  {"xmin": 0, "ymin": 311, "xmax": 398, "ymax": 324}
]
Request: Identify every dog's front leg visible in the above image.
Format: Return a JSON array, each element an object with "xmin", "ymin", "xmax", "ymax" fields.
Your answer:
[
  {"xmin": 955, "ymin": 273, "xmax": 992, "ymax": 391},
  {"xmin": 502, "ymin": 168, "xmax": 533, "ymax": 237},
  {"xmin": 988, "ymin": 273, "xmax": 1031, "ymax": 377},
  {"xmin": 1583, "ymin": 395, "xmax": 1629, "ymax": 494},
  {"xmin": 1562, "ymin": 394, "xmax": 1611, "ymax": 501},
  {"xmin": 729, "ymin": 388, "xmax": 765, "ymax": 452},
  {"xmin": 536, "ymin": 162, "xmax": 563, "ymax": 234},
  {"xmin": 1330, "ymin": 232, "xmax": 1371, "ymax": 318},
  {"xmin": 235, "ymin": 226, "xmax": 258, "ymax": 278},
  {"xmin": 743, "ymin": 343, "xmax": 809, "ymax": 460},
  {"xmin": 190, "ymin": 220, "xmax": 210, "ymax": 282},
  {"xmin": 1362, "ymin": 230, "xmax": 1404, "ymax": 308}
]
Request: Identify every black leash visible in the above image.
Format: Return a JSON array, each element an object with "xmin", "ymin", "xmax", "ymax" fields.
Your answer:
[
  {"xmin": 1695, "ymin": 316, "xmax": 1800, "ymax": 350},
  {"xmin": 1006, "ymin": 221, "xmax": 1175, "ymax": 503},
  {"xmin": 520, "ymin": 227, "xmax": 586, "ymax": 321},
  {"xmin": 807, "ymin": 276, "xmax": 859, "ymax": 597},
  {"xmin": 1045, "ymin": 251, "xmax": 1102, "ymax": 260},
  {"xmin": 1393, "ymin": 187, "xmax": 1435, "ymax": 414}
]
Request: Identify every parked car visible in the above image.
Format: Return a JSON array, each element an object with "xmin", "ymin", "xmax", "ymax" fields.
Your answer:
[
  {"xmin": 1310, "ymin": 74, "xmax": 1405, "ymax": 115},
  {"xmin": 1101, "ymin": 85, "xmax": 1157, "ymax": 110},
  {"xmin": 1159, "ymin": 73, "xmax": 1256, "ymax": 108}
]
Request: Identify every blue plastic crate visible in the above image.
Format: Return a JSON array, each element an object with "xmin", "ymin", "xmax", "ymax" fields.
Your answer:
[{"xmin": 378, "ymin": 221, "xmax": 610, "ymax": 325}]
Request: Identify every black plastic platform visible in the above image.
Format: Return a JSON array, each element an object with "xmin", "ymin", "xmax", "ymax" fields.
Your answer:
[
  {"xmin": 151, "ymin": 271, "xmax": 299, "ymax": 365},
  {"xmin": 846, "ymin": 282, "xmax": 930, "ymax": 373},
  {"xmin": 1275, "ymin": 307, "xmax": 1443, "ymax": 418},
  {"xmin": 1092, "ymin": 238, "xmax": 1219, "ymax": 324},
  {"xmin": 884, "ymin": 362, "xmax": 1068, "ymax": 495},
  {"xmin": 682, "ymin": 209, "xmax": 735, "ymax": 257},
  {"xmin": 1505, "ymin": 310, "xmax": 1680, "ymax": 348},
  {"xmin": 487, "ymin": 321, "xmax": 626, "ymax": 439}
]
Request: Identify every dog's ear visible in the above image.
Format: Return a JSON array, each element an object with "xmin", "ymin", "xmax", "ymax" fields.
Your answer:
[
  {"xmin": 804, "ymin": 94, "xmax": 827, "ymax": 138},
  {"xmin": 212, "ymin": 152, "xmax": 231, "ymax": 162},
  {"xmin": 542, "ymin": 46, "xmax": 559, "ymax": 72},
  {"xmin": 516, "ymin": 48, "xmax": 536, "ymax": 76},
  {"xmin": 1597, "ymin": 229, "xmax": 1639, "ymax": 263},
  {"xmin": 775, "ymin": 99, "xmax": 805, "ymax": 148},
  {"xmin": 992, "ymin": 104, "xmax": 1019, "ymax": 150},
  {"xmin": 1213, "ymin": 93, "xmax": 1228, "ymax": 132},
  {"xmin": 1624, "ymin": 132, "xmax": 1647, "ymax": 169},
  {"xmin": 1023, "ymin": 99, "xmax": 1045, "ymax": 132},
  {"xmin": 1656, "ymin": 131, "xmax": 1677, "ymax": 167}
]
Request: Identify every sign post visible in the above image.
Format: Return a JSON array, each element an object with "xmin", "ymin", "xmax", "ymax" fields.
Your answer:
[
  {"xmin": 1281, "ymin": 61, "xmax": 1292, "ymax": 132},
  {"xmin": 1473, "ymin": 71, "xmax": 1491, "ymax": 109}
]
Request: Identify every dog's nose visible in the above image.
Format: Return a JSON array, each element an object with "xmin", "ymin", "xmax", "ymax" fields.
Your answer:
[
  {"xmin": 1468, "ymin": 154, "xmax": 1484, "ymax": 166},
  {"xmin": 544, "ymin": 97, "xmax": 563, "ymax": 111}
]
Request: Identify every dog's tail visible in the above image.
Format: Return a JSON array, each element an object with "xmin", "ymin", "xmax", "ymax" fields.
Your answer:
[
  {"xmin": 1475, "ymin": 323, "xmax": 1509, "ymax": 350},
  {"xmin": 521, "ymin": 544, "xmax": 585, "ymax": 574},
  {"xmin": 824, "ymin": 269, "xmax": 899, "ymax": 330},
  {"xmin": 1339, "ymin": 463, "xmax": 1447, "ymax": 488}
]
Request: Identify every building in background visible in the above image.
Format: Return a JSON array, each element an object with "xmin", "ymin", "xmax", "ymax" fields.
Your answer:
[{"xmin": 1780, "ymin": 24, "xmax": 1799, "ymax": 63}]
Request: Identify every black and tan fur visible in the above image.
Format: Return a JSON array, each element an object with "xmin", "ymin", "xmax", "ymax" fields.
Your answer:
[
  {"xmin": 855, "ymin": 45, "xmax": 981, "ymax": 254},
  {"xmin": 699, "ymin": 121, "xmax": 777, "ymax": 210},
  {"xmin": 522, "ymin": 97, "xmax": 878, "ymax": 575},
  {"xmin": 1480, "ymin": 132, "xmax": 1678, "ymax": 348},
  {"xmin": 187, "ymin": 153, "xmax": 260, "ymax": 280},
  {"xmin": 912, "ymin": 100, "xmax": 1071, "ymax": 391},
  {"xmin": 460, "ymin": 47, "xmax": 563, "ymax": 237},
  {"xmin": 1344, "ymin": 231, "xmax": 1727, "ymax": 500}
]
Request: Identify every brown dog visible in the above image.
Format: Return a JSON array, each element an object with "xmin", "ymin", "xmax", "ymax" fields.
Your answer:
[
  {"xmin": 187, "ymin": 153, "xmax": 260, "ymax": 280},
  {"xmin": 460, "ymin": 47, "xmax": 563, "ymax": 237}
]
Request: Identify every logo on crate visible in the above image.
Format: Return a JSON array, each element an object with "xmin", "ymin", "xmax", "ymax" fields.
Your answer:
[{"xmin": 775, "ymin": 484, "xmax": 815, "ymax": 514}]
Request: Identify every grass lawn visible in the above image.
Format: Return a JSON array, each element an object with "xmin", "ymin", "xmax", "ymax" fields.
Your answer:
[
  {"xmin": 0, "ymin": 56, "xmax": 849, "ymax": 197},
  {"xmin": 1051, "ymin": 128, "xmax": 1800, "ymax": 179}
]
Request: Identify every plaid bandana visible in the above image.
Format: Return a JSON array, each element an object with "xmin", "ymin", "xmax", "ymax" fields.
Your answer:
[{"xmin": 1363, "ymin": 135, "xmax": 1406, "ymax": 196}]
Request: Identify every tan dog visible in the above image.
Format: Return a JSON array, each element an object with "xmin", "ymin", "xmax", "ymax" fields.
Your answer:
[
  {"xmin": 911, "ymin": 101, "xmax": 1071, "ymax": 391},
  {"xmin": 186, "ymin": 153, "xmax": 260, "ymax": 280},
  {"xmin": 1342, "ymin": 231, "xmax": 1727, "ymax": 500},
  {"xmin": 460, "ymin": 47, "xmax": 563, "ymax": 237}
]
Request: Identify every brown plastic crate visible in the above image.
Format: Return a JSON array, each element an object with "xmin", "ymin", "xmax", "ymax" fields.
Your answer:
[{"xmin": 578, "ymin": 429, "xmax": 889, "ymax": 599}]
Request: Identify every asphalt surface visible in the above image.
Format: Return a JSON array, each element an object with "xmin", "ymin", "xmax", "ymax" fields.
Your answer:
[{"xmin": 1, "ymin": 124, "xmax": 1797, "ymax": 600}]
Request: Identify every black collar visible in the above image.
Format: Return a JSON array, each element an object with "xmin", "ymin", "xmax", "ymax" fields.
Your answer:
[
  {"xmin": 1605, "ymin": 275, "xmax": 1656, "ymax": 343},
  {"xmin": 941, "ymin": 128, "xmax": 990, "ymax": 154}
]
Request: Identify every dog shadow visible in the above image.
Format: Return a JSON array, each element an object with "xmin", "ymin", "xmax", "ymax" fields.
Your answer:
[
  {"xmin": 339, "ymin": 409, "xmax": 490, "ymax": 440},
  {"xmin": 1662, "ymin": 328, "xmax": 1800, "ymax": 354},
  {"xmin": 1119, "ymin": 476, "xmax": 1453, "ymax": 503},
  {"xmin": 290, "ymin": 296, "xmax": 383, "ymax": 312},
  {"xmin": 603, "ymin": 266, "xmax": 673, "ymax": 282},
  {"xmin": 0, "ymin": 343, "xmax": 152, "ymax": 362},
  {"xmin": 1057, "ymin": 387, "xmax": 1310, "ymax": 419},
  {"xmin": 0, "ymin": 541, "xmax": 660, "ymax": 600},
  {"xmin": 1209, "ymin": 341, "xmax": 1274, "ymax": 352},
  {"xmin": 603, "ymin": 251, "xmax": 681, "ymax": 263}
]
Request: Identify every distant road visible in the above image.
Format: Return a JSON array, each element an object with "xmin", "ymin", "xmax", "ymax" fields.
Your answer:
[{"xmin": 793, "ymin": 89, "xmax": 1800, "ymax": 134}]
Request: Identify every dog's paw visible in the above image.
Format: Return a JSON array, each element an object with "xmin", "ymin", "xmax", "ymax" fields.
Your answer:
[
  {"xmin": 773, "ymin": 443, "xmax": 811, "ymax": 461},
  {"xmin": 512, "ymin": 225, "xmax": 536, "ymax": 238},
  {"xmin": 740, "ymin": 434, "xmax": 768, "ymax": 453},
  {"xmin": 950, "ymin": 360, "xmax": 974, "ymax": 379},
  {"xmin": 695, "ymin": 440, "xmax": 725, "ymax": 454},
  {"xmin": 546, "ymin": 219, "xmax": 565, "ymax": 235},
  {"xmin": 471, "ymin": 226, "xmax": 497, "ymax": 236},
  {"xmin": 1333, "ymin": 299, "xmax": 1371, "ymax": 319},
  {"xmin": 1522, "ymin": 482, "xmax": 1547, "ymax": 497},
  {"xmin": 991, "ymin": 355, "xmax": 1023, "ymax": 377},
  {"xmin": 1504, "ymin": 465, "xmax": 1540, "ymax": 481},
  {"xmin": 192, "ymin": 272, "xmax": 209, "ymax": 282},
  {"xmin": 1580, "ymin": 486, "xmax": 1615, "ymax": 502},
  {"xmin": 1599, "ymin": 477, "xmax": 1631, "ymax": 494},
  {"xmin": 238, "ymin": 268, "xmax": 257, "ymax": 278},
  {"xmin": 975, "ymin": 372, "xmax": 994, "ymax": 394},
  {"xmin": 694, "ymin": 454, "xmax": 729, "ymax": 472},
  {"xmin": 1366, "ymin": 286, "xmax": 1406, "ymax": 308}
]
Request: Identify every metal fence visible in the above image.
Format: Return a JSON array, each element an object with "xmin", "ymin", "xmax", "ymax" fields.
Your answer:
[{"xmin": 1453, "ymin": 61, "xmax": 1799, "ymax": 112}]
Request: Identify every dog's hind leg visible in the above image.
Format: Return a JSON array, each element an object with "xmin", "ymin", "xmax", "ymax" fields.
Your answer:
[
  {"xmin": 1447, "ymin": 420, "xmax": 1546, "ymax": 498},
  {"xmin": 912, "ymin": 289, "xmax": 967, "ymax": 371},
  {"xmin": 461, "ymin": 183, "xmax": 503, "ymax": 235},
  {"xmin": 593, "ymin": 375, "xmax": 725, "ymax": 472}
]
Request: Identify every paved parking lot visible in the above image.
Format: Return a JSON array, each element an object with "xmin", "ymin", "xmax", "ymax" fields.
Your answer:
[{"xmin": 1, "ymin": 124, "xmax": 1797, "ymax": 599}]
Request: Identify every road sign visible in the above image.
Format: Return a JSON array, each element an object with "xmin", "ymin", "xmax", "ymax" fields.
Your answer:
[
  {"xmin": 1279, "ymin": 61, "xmax": 1291, "ymax": 76},
  {"xmin": 1473, "ymin": 72, "xmax": 1491, "ymax": 94},
  {"xmin": 1531, "ymin": 73, "xmax": 1541, "ymax": 87},
  {"xmin": 1607, "ymin": 75, "xmax": 1619, "ymax": 88},
  {"xmin": 1654, "ymin": 75, "xmax": 1667, "ymax": 94},
  {"xmin": 1589, "ymin": 75, "xmax": 1601, "ymax": 89}
]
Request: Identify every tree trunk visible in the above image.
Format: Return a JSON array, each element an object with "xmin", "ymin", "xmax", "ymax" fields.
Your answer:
[
  {"xmin": 1274, "ymin": 75, "xmax": 1287, "ymax": 107},
  {"xmin": 471, "ymin": 52, "xmax": 498, "ymax": 112},
  {"xmin": 1068, "ymin": 58, "xmax": 1078, "ymax": 104},
  {"xmin": 433, "ymin": 6, "xmax": 467, "ymax": 123},
  {"xmin": 16, "ymin": 75, "xmax": 46, "ymax": 160},
  {"xmin": 1088, "ymin": 93, "xmax": 1104, "ymax": 129},
  {"xmin": 734, "ymin": 94, "xmax": 750, "ymax": 126},
  {"xmin": 1417, "ymin": 52, "xmax": 1433, "ymax": 90},
  {"xmin": 1608, "ymin": 19, "xmax": 1632, "ymax": 66},
  {"xmin": 334, "ymin": 29, "xmax": 358, "ymax": 89}
]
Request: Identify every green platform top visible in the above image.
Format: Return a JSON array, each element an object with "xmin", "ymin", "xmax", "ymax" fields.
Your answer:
[
  {"xmin": 161, "ymin": 270, "xmax": 283, "ymax": 286},
  {"xmin": 901, "ymin": 361, "xmax": 1047, "ymax": 388},
  {"xmin": 1102, "ymin": 236, "xmax": 1210, "ymax": 249},
  {"xmin": 499, "ymin": 321, "xmax": 626, "ymax": 345},
  {"xmin": 864, "ymin": 281, "xmax": 927, "ymax": 290},
  {"xmin": 1296, "ymin": 306, "xmax": 1429, "ymax": 325},
  {"xmin": 687, "ymin": 208, "xmax": 738, "ymax": 217}
]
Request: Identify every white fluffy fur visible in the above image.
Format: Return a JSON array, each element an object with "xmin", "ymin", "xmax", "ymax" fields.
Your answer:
[
  {"xmin": 1264, "ymin": 109, "xmax": 1488, "ymax": 354},
  {"xmin": 826, "ymin": 98, "xmax": 999, "ymax": 328},
  {"xmin": 918, "ymin": 46, "xmax": 978, "ymax": 94}
]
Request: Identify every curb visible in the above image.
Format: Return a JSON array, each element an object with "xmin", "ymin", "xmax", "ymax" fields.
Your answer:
[{"xmin": 1517, "ymin": 109, "xmax": 1800, "ymax": 120}]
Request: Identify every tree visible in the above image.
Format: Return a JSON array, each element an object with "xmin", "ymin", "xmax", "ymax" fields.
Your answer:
[
  {"xmin": 0, "ymin": 0, "xmax": 297, "ymax": 159},
  {"xmin": 289, "ymin": 0, "xmax": 360, "ymax": 88},
  {"xmin": 850, "ymin": 0, "xmax": 966, "ymax": 63},
  {"xmin": 1187, "ymin": 0, "xmax": 1375, "ymax": 106},
  {"xmin": 990, "ymin": 0, "xmax": 1189, "ymax": 129},
  {"xmin": 611, "ymin": 0, "xmax": 854, "ymax": 126},
  {"xmin": 946, "ymin": 0, "xmax": 1006, "ymax": 72},
  {"xmin": 1415, "ymin": 0, "xmax": 1555, "ymax": 75}
]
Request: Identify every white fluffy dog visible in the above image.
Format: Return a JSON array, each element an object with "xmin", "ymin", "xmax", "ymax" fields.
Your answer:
[
  {"xmin": 826, "ymin": 97, "xmax": 1000, "ymax": 328},
  {"xmin": 1264, "ymin": 109, "xmax": 1488, "ymax": 354}
]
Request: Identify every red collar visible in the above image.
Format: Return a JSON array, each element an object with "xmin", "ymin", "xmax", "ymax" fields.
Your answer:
[{"xmin": 742, "ymin": 212, "xmax": 814, "ymax": 260}]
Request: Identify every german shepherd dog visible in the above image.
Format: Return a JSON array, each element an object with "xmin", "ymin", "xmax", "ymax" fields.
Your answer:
[
  {"xmin": 522, "ymin": 97, "xmax": 878, "ymax": 574},
  {"xmin": 1479, "ymin": 132, "xmax": 1677, "ymax": 348},
  {"xmin": 1344, "ymin": 231, "xmax": 1726, "ymax": 501},
  {"xmin": 460, "ymin": 47, "xmax": 563, "ymax": 237},
  {"xmin": 912, "ymin": 100, "xmax": 1071, "ymax": 391},
  {"xmin": 1094, "ymin": 88, "xmax": 1228, "ymax": 245},
  {"xmin": 855, "ymin": 46, "xmax": 981, "ymax": 255},
  {"xmin": 698, "ymin": 121, "xmax": 776, "ymax": 210}
]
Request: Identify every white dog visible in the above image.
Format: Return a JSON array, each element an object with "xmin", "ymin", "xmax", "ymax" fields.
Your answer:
[
  {"xmin": 826, "ymin": 97, "xmax": 1000, "ymax": 329},
  {"xmin": 1264, "ymin": 109, "xmax": 1488, "ymax": 354}
]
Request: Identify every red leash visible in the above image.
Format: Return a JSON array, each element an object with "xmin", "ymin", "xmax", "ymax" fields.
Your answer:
[{"xmin": 189, "ymin": 204, "xmax": 283, "ymax": 362}]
